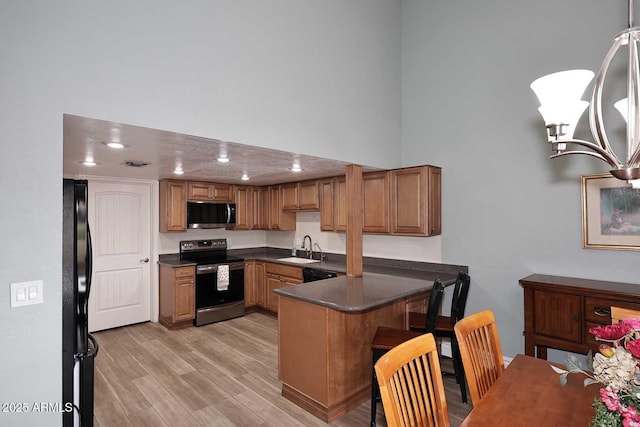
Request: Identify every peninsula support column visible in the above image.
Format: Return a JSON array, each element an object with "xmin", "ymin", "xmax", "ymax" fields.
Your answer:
[{"xmin": 345, "ymin": 164, "xmax": 363, "ymax": 277}]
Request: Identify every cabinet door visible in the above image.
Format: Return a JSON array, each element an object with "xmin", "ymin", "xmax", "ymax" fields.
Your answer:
[
  {"xmin": 244, "ymin": 261, "xmax": 256, "ymax": 307},
  {"xmin": 266, "ymin": 275, "xmax": 281, "ymax": 313},
  {"xmin": 234, "ymin": 186, "xmax": 250, "ymax": 230},
  {"xmin": 255, "ymin": 262, "xmax": 266, "ymax": 306},
  {"xmin": 533, "ymin": 290, "xmax": 581, "ymax": 343},
  {"xmin": 428, "ymin": 166, "xmax": 442, "ymax": 235},
  {"xmin": 334, "ymin": 176, "xmax": 347, "ymax": 232},
  {"xmin": 281, "ymin": 183, "xmax": 299, "ymax": 211},
  {"xmin": 320, "ymin": 179, "xmax": 334, "ymax": 231},
  {"xmin": 298, "ymin": 180, "xmax": 319, "ymax": 210},
  {"xmin": 188, "ymin": 182, "xmax": 233, "ymax": 201},
  {"xmin": 174, "ymin": 278, "xmax": 194, "ymax": 322},
  {"xmin": 188, "ymin": 182, "xmax": 213, "ymax": 201},
  {"xmin": 249, "ymin": 187, "xmax": 262, "ymax": 230},
  {"xmin": 390, "ymin": 167, "xmax": 427, "ymax": 235},
  {"xmin": 269, "ymin": 186, "xmax": 281, "ymax": 229},
  {"xmin": 159, "ymin": 180, "xmax": 187, "ymax": 232},
  {"xmin": 259, "ymin": 187, "xmax": 271, "ymax": 229},
  {"xmin": 362, "ymin": 171, "xmax": 389, "ymax": 233}
]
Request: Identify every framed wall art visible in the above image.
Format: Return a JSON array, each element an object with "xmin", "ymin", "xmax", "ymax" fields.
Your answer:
[{"xmin": 582, "ymin": 173, "xmax": 640, "ymax": 250}]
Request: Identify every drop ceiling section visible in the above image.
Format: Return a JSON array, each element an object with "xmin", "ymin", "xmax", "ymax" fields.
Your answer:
[{"xmin": 63, "ymin": 114, "xmax": 378, "ymax": 186}]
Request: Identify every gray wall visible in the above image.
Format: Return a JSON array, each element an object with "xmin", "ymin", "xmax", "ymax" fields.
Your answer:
[
  {"xmin": 402, "ymin": 0, "xmax": 640, "ymax": 358},
  {"xmin": 0, "ymin": 1, "xmax": 400, "ymax": 425}
]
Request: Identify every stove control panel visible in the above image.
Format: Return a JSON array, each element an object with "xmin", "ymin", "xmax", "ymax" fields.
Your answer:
[{"xmin": 180, "ymin": 238, "xmax": 227, "ymax": 253}]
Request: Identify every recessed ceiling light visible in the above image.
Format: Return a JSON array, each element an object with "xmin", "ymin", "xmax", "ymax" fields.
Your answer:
[
  {"xmin": 217, "ymin": 156, "xmax": 230, "ymax": 163},
  {"xmin": 241, "ymin": 173, "xmax": 250, "ymax": 181},
  {"xmin": 81, "ymin": 159, "xmax": 96, "ymax": 167},
  {"xmin": 174, "ymin": 167, "xmax": 184, "ymax": 175},
  {"xmin": 101, "ymin": 141, "xmax": 127, "ymax": 149},
  {"xmin": 290, "ymin": 164, "xmax": 302, "ymax": 172}
]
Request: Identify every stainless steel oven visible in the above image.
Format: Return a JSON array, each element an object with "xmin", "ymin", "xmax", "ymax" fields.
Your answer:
[{"xmin": 179, "ymin": 239, "xmax": 245, "ymax": 326}]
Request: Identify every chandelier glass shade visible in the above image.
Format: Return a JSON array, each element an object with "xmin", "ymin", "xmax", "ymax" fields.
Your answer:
[{"xmin": 530, "ymin": 0, "xmax": 640, "ymax": 187}]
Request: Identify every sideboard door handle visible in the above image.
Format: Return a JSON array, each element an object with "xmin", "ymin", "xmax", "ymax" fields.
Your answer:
[{"xmin": 593, "ymin": 307, "xmax": 611, "ymax": 317}]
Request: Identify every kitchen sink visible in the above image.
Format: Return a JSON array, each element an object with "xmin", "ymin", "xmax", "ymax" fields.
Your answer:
[{"xmin": 277, "ymin": 257, "xmax": 320, "ymax": 264}]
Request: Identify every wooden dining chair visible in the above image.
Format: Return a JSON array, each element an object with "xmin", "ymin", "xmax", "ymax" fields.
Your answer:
[
  {"xmin": 374, "ymin": 333, "xmax": 451, "ymax": 427},
  {"xmin": 611, "ymin": 306, "xmax": 640, "ymax": 323},
  {"xmin": 370, "ymin": 280, "xmax": 446, "ymax": 426},
  {"xmin": 408, "ymin": 271, "xmax": 471, "ymax": 403},
  {"xmin": 454, "ymin": 310, "xmax": 505, "ymax": 407}
]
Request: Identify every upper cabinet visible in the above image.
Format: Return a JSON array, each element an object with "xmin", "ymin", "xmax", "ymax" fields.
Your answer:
[
  {"xmin": 233, "ymin": 186, "xmax": 252, "ymax": 230},
  {"xmin": 269, "ymin": 186, "xmax": 296, "ymax": 230},
  {"xmin": 320, "ymin": 176, "xmax": 347, "ymax": 232},
  {"xmin": 389, "ymin": 166, "xmax": 441, "ymax": 236},
  {"xmin": 362, "ymin": 171, "xmax": 390, "ymax": 234},
  {"xmin": 187, "ymin": 181, "xmax": 234, "ymax": 202},
  {"xmin": 159, "ymin": 180, "xmax": 187, "ymax": 232},
  {"xmin": 281, "ymin": 180, "xmax": 319, "ymax": 211}
]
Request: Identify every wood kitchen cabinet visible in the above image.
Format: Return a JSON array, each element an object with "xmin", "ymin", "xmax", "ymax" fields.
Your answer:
[
  {"xmin": 362, "ymin": 171, "xmax": 390, "ymax": 234},
  {"xmin": 520, "ymin": 274, "xmax": 640, "ymax": 359},
  {"xmin": 188, "ymin": 181, "xmax": 234, "ymax": 202},
  {"xmin": 268, "ymin": 186, "xmax": 296, "ymax": 230},
  {"xmin": 320, "ymin": 176, "xmax": 347, "ymax": 232},
  {"xmin": 265, "ymin": 262, "xmax": 303, "ymax": 313},
  {"xmin": 282, "ymin": 180, "xmax": 320, "ymax": 211},
  {"xmin": 159, "ymin": 264, "xmax": 195, "ymax": 329},
  {"xmin": 159, "ymin": 179, "xmax": 187, "ymax": 232},
  {"xmin": 244, "ymin": 260, "xmax": 266, "ymax": 310},
  {"xmin": 389, "ymin": 165, "xmax": 442, "ymax": 236},
  {"xmin": 233, "ymin": 186, "xmax": 252, "ymax": 230}
]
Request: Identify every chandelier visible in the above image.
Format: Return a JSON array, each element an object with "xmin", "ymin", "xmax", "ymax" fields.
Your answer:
[{"xmin": 530, "ymin": 0, "xmax": 640, "ymax": 188}]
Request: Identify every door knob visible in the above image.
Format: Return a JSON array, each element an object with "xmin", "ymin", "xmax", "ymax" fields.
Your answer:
[{"xmin": 140, "ymin": 258, "xmax": 150, "ymax": 263}]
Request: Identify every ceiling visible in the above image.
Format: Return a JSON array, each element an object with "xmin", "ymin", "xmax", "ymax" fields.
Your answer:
[{"xmin": 63, "ymin": 114, "xmax": 378, "ymax": 186}]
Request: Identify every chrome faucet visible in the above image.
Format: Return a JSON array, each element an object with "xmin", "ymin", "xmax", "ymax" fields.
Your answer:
[
  {"xmin": 302, "ymin": 235, "xmax": 313, "ymax": 259},
  {"xmin": 313, "ymin": 242, "xmax": 325, "ymax": 262}
]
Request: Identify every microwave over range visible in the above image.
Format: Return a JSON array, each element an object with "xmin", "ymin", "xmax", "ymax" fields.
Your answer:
[{"xmin": 187, "ymin": 201, "xmax": 236, "ymax": 229}]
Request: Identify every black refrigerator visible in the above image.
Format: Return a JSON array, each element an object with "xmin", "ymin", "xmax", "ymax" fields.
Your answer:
[{"xmin": 62, "ymin": 179, "xmax": 98, "ymax": 427}]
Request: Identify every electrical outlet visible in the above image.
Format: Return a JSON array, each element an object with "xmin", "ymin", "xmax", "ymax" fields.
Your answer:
[{"xmin": 10, "ymin": 280, "xmax": 43, "ymax": 307}]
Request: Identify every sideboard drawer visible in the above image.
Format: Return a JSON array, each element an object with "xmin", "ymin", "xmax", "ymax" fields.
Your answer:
[{"xmin": 585, "ymin": 297, "xmax": 640, "ymax": 324}]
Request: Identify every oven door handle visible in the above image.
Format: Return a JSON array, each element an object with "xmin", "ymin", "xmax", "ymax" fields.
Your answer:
[{"xmin": 196, "ymin": 263, "xmax": 245, "ymax": 274}]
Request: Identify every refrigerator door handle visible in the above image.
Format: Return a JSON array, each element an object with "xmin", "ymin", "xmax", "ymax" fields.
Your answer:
[
  {"xmin": 86, "ymin": 223, "xmax": 92, "ymax": 299},
  {"xmin": 87, "ymin": 333, "xmax": 99, "ymax": 357}
]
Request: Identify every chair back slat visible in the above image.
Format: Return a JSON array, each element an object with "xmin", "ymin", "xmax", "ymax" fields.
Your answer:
[
  {"xmin": 454, "ymin": 310, "xmax": 505, "ymax": 406},
  {"xmin": 375, "ymin": 334, "xmax": 451, "ymax": 427}
]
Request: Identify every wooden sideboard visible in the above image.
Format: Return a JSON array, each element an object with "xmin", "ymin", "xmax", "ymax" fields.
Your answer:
[{"xmin": 520, "ymin": 274, "xmax": 640, "ymax": 359}]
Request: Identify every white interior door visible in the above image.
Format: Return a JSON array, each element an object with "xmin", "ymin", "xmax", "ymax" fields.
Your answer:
[{"xmin": 88, "ymin": 180, "xmax": 152, "ymax": 332}]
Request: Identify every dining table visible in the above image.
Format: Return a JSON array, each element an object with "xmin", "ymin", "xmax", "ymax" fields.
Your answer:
[{"xmin": 459, "ymin": 353, "xmax": 601, "ymax": 426}]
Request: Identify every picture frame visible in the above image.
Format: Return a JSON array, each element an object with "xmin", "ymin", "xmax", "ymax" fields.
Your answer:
[{"xmin": 582, "ymin": 173, "xmax": 640, "ymax": 250}]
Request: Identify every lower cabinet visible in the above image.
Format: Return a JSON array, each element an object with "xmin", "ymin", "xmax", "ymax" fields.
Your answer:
[
  {"xmin": 244, "ymin": 260, "xmax": 266, "ymax": 309},
  {"xmin": 159, "ymin": 264, "xmax": 195, "ymax": 329},
  {"xmin": 265, "ymin": 263, "xmax": 303, "ymax": 314}
]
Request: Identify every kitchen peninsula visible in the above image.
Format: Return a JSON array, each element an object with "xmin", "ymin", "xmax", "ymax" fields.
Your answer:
[{"xmin": 274, "ymin": 272, "xmax": 454, "ymax": 422}]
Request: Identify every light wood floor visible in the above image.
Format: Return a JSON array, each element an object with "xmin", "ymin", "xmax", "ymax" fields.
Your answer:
[{"xmin": 93, "ymin": 312, "xmax": 472, "ymax": 426}]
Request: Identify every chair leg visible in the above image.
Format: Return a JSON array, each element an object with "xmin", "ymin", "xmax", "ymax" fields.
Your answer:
[
  {"xmin": 371, "ymin": 349, "xmax": 385, "ymax": 427},
  {"xmin": 451, "ymin": 338, "xmax": 468, "ymax": 403}
]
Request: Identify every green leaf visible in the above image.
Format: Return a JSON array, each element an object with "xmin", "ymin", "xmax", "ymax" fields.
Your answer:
[{"xmin": 584, "ymin": 378, "xmax": 600, "ymax": 387}]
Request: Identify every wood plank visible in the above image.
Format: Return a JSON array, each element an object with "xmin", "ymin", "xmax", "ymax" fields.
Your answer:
[
  {"xmin": 92, "ymin": 312, "xmax": 472, "ymax": 426},
  {"xmin": 345, "ymin": 164, "xmax": 363, "ymax": 277}
]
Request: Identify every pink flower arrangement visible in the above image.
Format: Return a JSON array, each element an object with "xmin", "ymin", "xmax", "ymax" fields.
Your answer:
[{"xmin": 557, "ymin": 319, "xmax": 640, "ymax": 427}]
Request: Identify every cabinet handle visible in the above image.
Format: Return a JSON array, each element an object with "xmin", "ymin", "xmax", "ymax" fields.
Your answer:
[
  {"xmin": 572, "ymin": 315, "xmax": 579, "ymax": 323},
  {"xmin": 593, "ymin": 307, "xmax": 611, "ymax": 317}
]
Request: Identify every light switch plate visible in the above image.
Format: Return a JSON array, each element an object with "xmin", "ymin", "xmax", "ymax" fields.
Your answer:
[{"xmin": 10, "ymin": 280, "xmax": 43, "ymax": 307}]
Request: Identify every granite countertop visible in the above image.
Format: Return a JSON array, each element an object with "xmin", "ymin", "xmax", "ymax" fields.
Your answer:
[
  {"xmin": 158, "ymin": 248, "xmax": 464, "ymax": 312},
  {"xmin": 273, "ymin": 272, "xmax": 446, "ymax": 312}
]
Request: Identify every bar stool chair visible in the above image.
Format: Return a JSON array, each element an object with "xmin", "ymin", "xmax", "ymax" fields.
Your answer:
[
  {"xmin": 369, "ymin": 280, "xmax": 446, "ymax": 427},
  {"xmin": 407, "ymin": 271, "xmax": 470, "ymax": 403}
]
